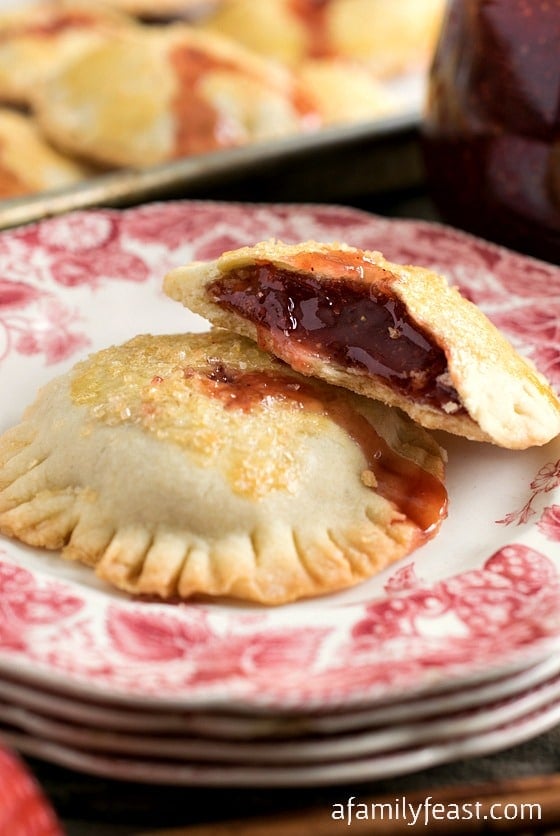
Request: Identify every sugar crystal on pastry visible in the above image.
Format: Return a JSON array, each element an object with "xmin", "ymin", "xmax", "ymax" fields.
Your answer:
[{"xmin": 0, "ymin": 331, "xmax": 447, "ymax": 605}]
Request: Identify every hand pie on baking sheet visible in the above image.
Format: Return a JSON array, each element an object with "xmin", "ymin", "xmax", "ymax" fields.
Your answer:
[
  {"xmin": 0, "ymin": 331, "xmax": 447, "ymax": 605},
  {"xmin": 0, "ymin": 0, "xmax": 135, "ymax": 107},
  {"xmin": 296, "ymin": 60, "xmax": 398, "ymax": 126},
  {"xmin": 164, "ymin": 241, "xmax": 560, "ymax": 450},
  {"xmin": 0, "ymin": 108, "xmax": 95, "ymax": 199},
  {"xmin": 31, "ymin": 24, "xmax": 321, "ymax": 168},
  {"xmin": 199, "ymin": 0, "xmax": 446, "ymax": 77}
]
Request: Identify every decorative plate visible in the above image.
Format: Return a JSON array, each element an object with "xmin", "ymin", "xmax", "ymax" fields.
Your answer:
[
  {"xmin": 2, "ymin": 696, "xmax": 560, "ymax": 786},
  {"xmin": 2, "ymin": 671, "xmax": 560, "ymax": 765},
  {"xmin": 0, "ymin": 200, "xmax": 559, "ymax": 711},
  {"xmin": 0, "ymin": 652, "xmax": 559, "ymax": 738}
]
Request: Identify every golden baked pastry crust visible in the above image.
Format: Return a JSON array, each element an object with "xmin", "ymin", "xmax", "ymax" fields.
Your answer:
[
  {"xmin": 324, "ymin": 0, "xmax": 446, "ymax": 77},
  {"xmin": 32, "ymin": 23, "xmax": 321, "ymax": 168},
  {"xmin": 0, "ymin": 0, "xmax": 136, "ymax": 107},
  {"xmin": 297, "ymin": 59, "xmax": 397, "ymax": 125},
  {"xmin": 164, "ymin": 240, "xmax": 560, "ymax": 449},
  {"xmin": 0, "ymin": 331, "xmax": 446, "ymax": 605},
  {"xmin": 0, "ymin": 108, "xmax": 94, "ymax": 198},
  {"xmin": 200, "ymin": 0, "xmax": 446, "ymax": 77}
]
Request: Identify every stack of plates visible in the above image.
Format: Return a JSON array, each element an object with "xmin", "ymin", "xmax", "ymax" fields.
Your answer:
[
  {"xmin": 1, "ymin": 652, "xmax": 560, "ymax": 786},
  {"xmin": 0, "ymin": 200, "xmax": 559, "ymax": 786}
]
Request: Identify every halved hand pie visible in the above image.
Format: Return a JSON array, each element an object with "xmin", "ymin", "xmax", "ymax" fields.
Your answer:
[
  {"xmin": 0, "ymin": 331, "xmax": 446, "ymax": 605},
  {"xmin": 164, "ymin": 240, "xmax": 560, "ymax": 449}
]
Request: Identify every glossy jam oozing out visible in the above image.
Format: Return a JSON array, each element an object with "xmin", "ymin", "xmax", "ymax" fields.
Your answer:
[
  {"xmin": 198, "ymin": 362, "xmax": 447, "ymax": 533},
  {"xmin": 208, "ymin": 254, "xmax": 462, "ymax": 411},
  {"xmin": 423, "ymin": 0, "xmax": 560, "ymax": 261}
]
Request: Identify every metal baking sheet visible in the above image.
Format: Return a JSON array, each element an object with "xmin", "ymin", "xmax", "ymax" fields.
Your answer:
[{"xmin": 0, "ymin": 107, "xmax": 423, "ymax": 230}]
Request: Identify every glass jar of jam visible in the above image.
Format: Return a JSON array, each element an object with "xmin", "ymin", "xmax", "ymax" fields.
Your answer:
[{"xmin": 422, "ymin": 0, "xmax": 560, "ymax": 263}]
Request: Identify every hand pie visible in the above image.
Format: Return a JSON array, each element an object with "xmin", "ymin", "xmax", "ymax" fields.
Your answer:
[
  {"xmin": 0, "ymin": 331, "xmax": 447, "ymax": 605},
  {"xmin": 297, "ymin": 60, "xmax": 398, "ymax": 126},
  {"xmin": 0, "ymin": 108, "xmax": 94, "ymax": 199},
  {"xmin": 199, "ymin": 0, "xmax": 446, "ymax": 77},
  {"xmin": 0, "ymin": 0, "xmax": 135, "ymax": 108},
  {"xmin": 164, "ymin": 241, "xmax": 560, "ymax": 449},
  {"xmin": 32, "ymin": 24, "xmax": 321, "ymax": 168}
]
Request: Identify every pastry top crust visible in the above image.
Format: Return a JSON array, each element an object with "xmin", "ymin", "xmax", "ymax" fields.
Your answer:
[
  {"xmin": 0, "ymin": 331, "xmax": 446, "ymax": 605},
  {"xmin": 296, "ymin": 59, "xmax": 397, "ymax": 125},
  {"xmin": 164, "ymin": 240, "xmax": 560, "ymax": 449},
  {"xmin": 199, "ymin": 0, "xmax": 446, "ymax": 77},
  {"xmin": 31, "ymin": 23, "xmax": 321, "ymax": 168},
  {"xmin": 31, "ymin": 27, "xmax": 176, "ymax": 168},
  {"xmin": 0, "ymin": 108, "xmax": 94, "ymax": 198},
  {"xmin": 0, "ymin": 0, "xmax": 136, "ymax": 107}
]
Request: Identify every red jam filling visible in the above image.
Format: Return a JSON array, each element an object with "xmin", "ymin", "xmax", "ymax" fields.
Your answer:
[
  {"xmin": 169, "ymin": 45, "xmax": 319, "ymax": 157},
  {"xmin": 289, "ymin": 0, "xmax": 333, "ymax": 59},
  {"xmin": 423, "ymin": 0, "xmax": 560, "ymax": 262},
  {"xmin": 170, "ymin": 46, "xmax": 230, "ymax": 156},
  {"xmin": 208, "ymin": 254, "xmax": 463, "ymax": 413},
  {"xmin": 191, "ymin": 362, "xmax": 447, "ymax": 535}
]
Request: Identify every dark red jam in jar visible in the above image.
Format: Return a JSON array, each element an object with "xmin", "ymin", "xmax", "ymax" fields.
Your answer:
[{"xmin": 422, "ymin": 0, "xmax": 560, "ymax": 263}]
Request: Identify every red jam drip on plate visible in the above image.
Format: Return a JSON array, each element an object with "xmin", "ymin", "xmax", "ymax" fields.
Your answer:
[
  {"xmin": 195, "ymin": 363, "xmax": 447, "ymax": 534},
  {"xmin": 208, "ymin": 253, "xmax": 462, "ymax": 412}
]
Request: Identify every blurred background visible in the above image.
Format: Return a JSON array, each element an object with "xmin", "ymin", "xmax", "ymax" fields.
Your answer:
[{"xmin": 0, "ymin": 0, "xmax": 446, "ymax": 225}]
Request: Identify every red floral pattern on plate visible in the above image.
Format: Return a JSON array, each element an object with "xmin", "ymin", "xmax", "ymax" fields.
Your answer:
[
  {"xmin": 0, "ymin": 201, "xmax": 559, "ymax": 710},
  {"xmin": 538, "ymin": 506, "xmax": 560, "ymax": 542},
  {"xmin": 498, "ymin": 458, "xmax": 560, "ymax": 526},
  {"xmin": 0, "ymin": 543, "xmax": 558, "ymax": 708},
  {"xmin": 383, "ymin": 563, "xmax": 419, "ymax": 594}
]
